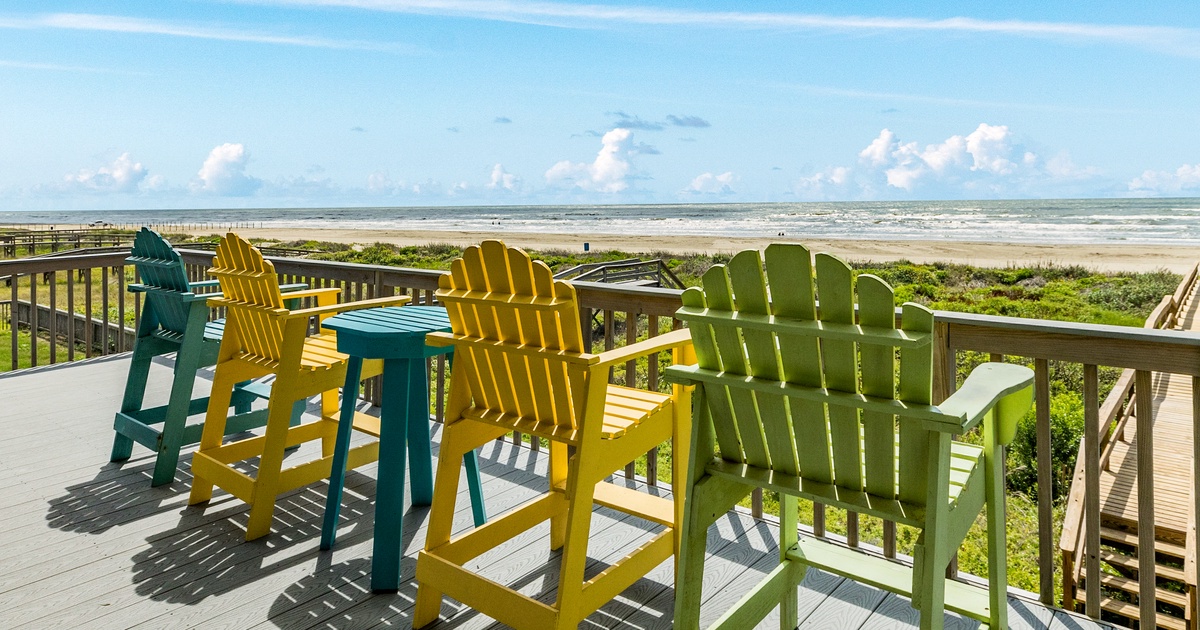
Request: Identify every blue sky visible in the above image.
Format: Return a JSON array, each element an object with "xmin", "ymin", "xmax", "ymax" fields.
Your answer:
[{"xmin": 1, "ymin": 1, "xmax": 1199, "ymax": 209}]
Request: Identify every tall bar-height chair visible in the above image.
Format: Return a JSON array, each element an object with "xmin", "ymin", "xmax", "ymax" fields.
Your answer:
[
  {"xmin": 188, "ymin": 232, "xmax": 409, "ymax": 540},
  {"xmin": 412, "ymin": 240, "xmax": 695, "ymax": 629},
  {"xmin": 669, "ymin": 245, "xmax": 1034, "ymax": 630},
  {"xmin": 111, "ymin": 227, "xmax": 287, "ymax": 486}
]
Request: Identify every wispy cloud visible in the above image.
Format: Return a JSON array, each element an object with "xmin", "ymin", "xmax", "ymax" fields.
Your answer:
[
  {"xmin": 0, "ymin": 59, "xmax": 136, "ymax": 74},
  {"xmin": 784, "ymin": 83, "xmax": 1136, "ymax": 115},
  {"xmin": 0, "ymin": 13, "xmax": 407, "ymax": 52},
  {"xmin": 239, "ymin": 1, "xmax": 1200, "ymax": 57}
]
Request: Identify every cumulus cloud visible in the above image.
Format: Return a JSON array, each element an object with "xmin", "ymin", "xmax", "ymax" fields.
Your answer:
[
  {"xmin": 192, "ymin": 143, "xmax": 260, "ymax": 196},
  {"xmin": 796, "ymin": 123, "xmax": 1102, "ymax": 199},
  {"xmin": 487, "ymin": 163, "xmax": 521, "ymax": 192},
  {"xmin": 686, "ymin": 171, "xmax": 736, "ymax": 195},
  {"xmin": 855, "ymin": 124, "xmax": 1025, "ymax": 191},
  {"xmin": 1129, "ymin": 164, "xmax": 1200, "ymax": 194},
  {"xmin": 666, "ymin": 114, "xmax": 711, "ymax": 128},
  {"xmin": 64, "ymin": 152, "xmax": 147, "ymax": 193},
  {"xmin": 545, "ymin": 127, "xmax": 635, "ymax": 193}
]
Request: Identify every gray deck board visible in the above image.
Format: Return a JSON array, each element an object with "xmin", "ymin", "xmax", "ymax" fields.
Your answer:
[{"xmin": 0, "ymin": 356, "xmax": 1110, "ymax": 629}]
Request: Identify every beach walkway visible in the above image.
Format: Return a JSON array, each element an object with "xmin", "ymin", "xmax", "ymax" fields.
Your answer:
[
  {"xmin": 1069, "ymin": 269, "xmax": 1200, "ymax": 629},
  {"xmin": 0, "ymin": 356, "xmax": 1110, "ymax": 630}
]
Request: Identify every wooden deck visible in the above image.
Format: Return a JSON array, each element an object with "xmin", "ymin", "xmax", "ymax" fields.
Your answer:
[
  {"xmin": 1099, "ymin": 278, "xmax": 1200, "ymax": 540},
  {"xmin": 0, "ymin": 356, "xmax": 1114, "ymax": 629}
]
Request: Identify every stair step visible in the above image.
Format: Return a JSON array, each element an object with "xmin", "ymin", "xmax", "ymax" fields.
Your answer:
[
  {"xmin": 1088, "ymin": 573, "xmax": 1189, "ymax": 609},
  {"xmin": 1076, "ymin": 591, "xmax": 1187, "ymax": 630},
  {"xmin": 1099, "ymin": 527, "xmax": 1188, "ymax": 558},
  {"xmin": 1099, "ymin": 549, "xmax": 1187, "ymax": 582}
]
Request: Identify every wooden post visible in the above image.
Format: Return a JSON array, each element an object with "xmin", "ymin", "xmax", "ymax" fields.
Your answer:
[
  {"xmin": 1083, "ymin": 364, "xmax": 1101, "ymax": 618},
  {"xmin": 1035, "ymin": 358, "xmax": 1054, "ymax": 605},
  {"xmin": 1135, "ymin": 369, "xmax": 1155, "ymax": 630}
]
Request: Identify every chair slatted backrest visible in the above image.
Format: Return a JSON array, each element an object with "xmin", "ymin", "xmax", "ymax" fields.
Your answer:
[
  {"xmin": 437, "ymin": 240, "xmax": 588, "ymax": 436},
  {"xmin": 127, "ymin": 227, "xmax": 193, "ymax": 335},
  {"xmin": 677, "ymin": 244, "xmax": 936, "ymax": 508},
  {"xmin": 210, "ymin": 233, "xmax": 286, "ymax": 363}
]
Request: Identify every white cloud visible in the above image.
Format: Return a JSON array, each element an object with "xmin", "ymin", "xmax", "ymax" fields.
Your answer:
[
  {"xmin": 487, "ymin": 163, "xmax": 521, "ymax": 192},
  {"xmin": 192, "ymin": 143, "xmax": 261, "ymax": 196},
  {"xmin": 686, "ymin": 171, "xmax": 735, "ymax": 195},
  {"xmin": 545, "ymin": 127, "xmax": 635, "ymax": 193},
  {"xmin": 1129, "ymin": 164, "xmax": 1200, "ymax": 194},
  {"xmin": 796, "ymin": 123, "xmax": 1104, "ymax": 199},
  {"xmin": 244, "ymin": 1, "xmax": 1200, "ymax": 58},
  {"xmin": 64, "ymin": 152, "xmax": 148, "ymax": 193},
  {"xmin": 0, "ymin": 13, "xmax": 405, "ymax": 52}
]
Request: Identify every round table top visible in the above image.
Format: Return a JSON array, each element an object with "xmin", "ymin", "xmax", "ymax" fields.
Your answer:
[{"xmin": 322, "ymin": 306, "xmax": 452, "ymax": 359}]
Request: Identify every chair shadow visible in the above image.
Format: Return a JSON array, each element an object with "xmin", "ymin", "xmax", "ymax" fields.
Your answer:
[
  {"xmin": 129, "ymin": 479, "xmax": 381, "ymax": 605},
  {"xmin": 45, "ymin": 459, "xmax": 188, "ymax": 534}
]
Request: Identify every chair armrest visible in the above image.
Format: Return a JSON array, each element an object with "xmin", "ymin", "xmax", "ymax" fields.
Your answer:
[
  {"xmin": 286, "ymin": 295, "xmax": 411, "ymax": 320},
  {"xmin": 936, "ymin": 362, "xmax": 1035, "ymax": 443},
  {"xmin": 188, "ymin": 279, "xmax": 220, "ymax": 289},
  {"xmin": 593, "ymin": 328, "xmax": 693, "ymax": 370},
  {"xmin": 280, "ymin": 282, "xmax": 309, "ymax": 292},
  {"xmin": 276, "ymin": 287, "xmax": 341, "ymax": 302}
]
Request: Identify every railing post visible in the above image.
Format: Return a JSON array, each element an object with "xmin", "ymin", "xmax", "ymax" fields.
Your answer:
[
  {"xmin": 1135, "ymin": 369, "xmax": 1155, "ymax": 630},
  {"xmin": 1083, "ymin": 364, "xmax": 1101, "ymax": 618},
  {"xmin": 1035, "ymin": 358, "xmax": 1054, "ymax": 605}
]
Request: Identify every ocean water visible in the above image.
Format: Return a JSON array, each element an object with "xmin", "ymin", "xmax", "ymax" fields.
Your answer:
[{"xmin": 2, "ymin": 198, "xmax": 1198, "ymax": 245}]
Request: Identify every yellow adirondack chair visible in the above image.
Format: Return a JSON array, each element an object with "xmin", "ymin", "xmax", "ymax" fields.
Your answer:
[
  {"xmin": 668, "ymin": 245, "xmax": 1035, "ymax": 630},
  {"xmin": 188, "ymin": 233, "xmax": 409, "ymax": 540},
  {"xmin": 412, "ymin": 240, "xmax": 695, "ymax": 630}
]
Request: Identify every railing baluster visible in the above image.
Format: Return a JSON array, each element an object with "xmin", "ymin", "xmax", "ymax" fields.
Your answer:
[
  {"xmin": 66, "ymin": 271, "xmax": 75, "ymax": 362},
  {"xmin": 1035, "ymin": 358, "xmax": 1053, "ymax": 605},
  {"xmin": 646, "ymin": 314, "xmax": 659, "ymax": 486},
  {"xmin": 48, "ymin": 272, "xmax": 57, "ymax": 363},
  {"xmin": 29, "ymin": 271, "xmax": 37, "ymax": 367},
  {"xmin": 1134, "ymin": 369, "xmax": 1156, "ymax": 630},
  {"xmin": 84, "ymin": 268, "xmax": 93, "ymax": 358},
  {"xmin": 883, "ymin": 521, "xmax": 896, "ymax": 558},
  {"xmin": 9, "ymin": 274, "xmax": 18, "ymax": 370},
  {"xmin": 624, "ymin": 311, "xmax": 636, "ymax": 480},
  {"xmin": 1191, "ymin": 377, "xmax": 1199, "ymax": 619},
  {"xmin": 101, "ymin": 266, "xmax": 110, "ymax": 355},
  {"xmin": 117, "ymin": 266, "xmax": 125, "ymax": 352},
  {"xmin": 1083, "ymin": 364, "xmax": 1101, "ymax": 618}
]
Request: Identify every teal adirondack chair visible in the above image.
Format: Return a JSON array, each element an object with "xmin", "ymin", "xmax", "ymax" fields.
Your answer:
[
  {"xmin": 110, "ymin": 228, "xmax": 300, "ymax": 486},
  {"xmin": 668, "ymin": 245, "xmax": 1034, "ymax": 630}
]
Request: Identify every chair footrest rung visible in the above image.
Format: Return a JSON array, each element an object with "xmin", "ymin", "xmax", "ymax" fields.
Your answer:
[
  {"xmin": 593, "ymin": 482, "xmax": 674, "ymax": 527},
  {"xmin": 785, "ymin": 536, "xmax": 994, "ymax": 622}
]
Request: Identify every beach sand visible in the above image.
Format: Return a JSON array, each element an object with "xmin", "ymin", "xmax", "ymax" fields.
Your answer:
[{"xmin": 175, "ymin": 227, "xmax": 1193, "ymax": 273}]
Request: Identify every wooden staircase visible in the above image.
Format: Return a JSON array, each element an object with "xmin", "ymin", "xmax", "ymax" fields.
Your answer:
[
  {"xmin": 1060, "ymin": 264, "xmax": 1200, "ymax": 630},
  {"xmin": 1074, "ymin": 525, "xmax": 1191, "ymax": 630}
]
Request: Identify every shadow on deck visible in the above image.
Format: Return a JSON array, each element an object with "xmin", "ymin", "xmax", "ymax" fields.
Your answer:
[{"xmin": 0, "ymin": 356, "xmax": 1115, "ymax": 629}]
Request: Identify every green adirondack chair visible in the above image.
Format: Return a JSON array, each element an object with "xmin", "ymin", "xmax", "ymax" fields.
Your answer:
[
  {"xmin": 110, "ymin": 228, "xmax": 300, "ymax": 487},
  {"xmin": 667, "ymin": 245, "xmax": 1034, "ymax": 630}
]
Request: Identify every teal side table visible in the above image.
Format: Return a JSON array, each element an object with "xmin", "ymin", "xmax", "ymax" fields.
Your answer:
[{"xmin": 320, "ymin": 305, "xmax": 486, "ymax": 592}]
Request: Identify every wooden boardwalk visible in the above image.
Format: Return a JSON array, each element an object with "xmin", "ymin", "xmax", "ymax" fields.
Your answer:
[
  {"xmin": 0, "ymin": 356, "xmax": 1113, "ymax": 629},
  {"xmin": 1098, "ymin": 278, "xmax": 1200, "ymax": 541}
]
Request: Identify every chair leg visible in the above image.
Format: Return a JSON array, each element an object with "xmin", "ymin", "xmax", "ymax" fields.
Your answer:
[
  {"xmin": 150, "ymin": 341, "xmax": 206, "ymax": 486},
  {"xmin": 245, "ymin": 385, "xmax": 300, "ymax": 541},
  {"xmin": 984, "ymin": 439, "xmax": 1008, "ymax": 630},
  {"xmin": 189, "ymin": 363, "xmax": 240, "ymax": 505},
  {"xmin": 413, "ymin": 420, "xmax": 471, "ymax": 629},
  {"xmin": 549, "ymin": 441, "xmax": 569, "ymax": 550},
  {"xmin": 778, "ymin": 493, "xmax": 799, "ymax": 630},
  {"xmin": 463, "ymin": 448, "xmax": 486, "ymax": 527},
  {"xmin": 553, "ymin": 453, "xmax": 600, "ymax": 630},
  {"xmin": 914, "ymin": 544, "xmax": 947, "ymax": 630},
  {"xmin": 111, "ymin": 340, "xmax": 155, "ymax": 462},
  {"xmin": 673, "ymin": 475, "xmax": 712, "ymax": 630}
]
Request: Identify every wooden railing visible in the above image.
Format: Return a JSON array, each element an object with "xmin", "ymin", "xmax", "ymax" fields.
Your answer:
[
  {"xmin": 2, "ymin": 248, "xmax": 1199, "ymax": 628},
  {"xmin": 1056, "ymin": 262, "xmax": 1200, "ymax": 625}
]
